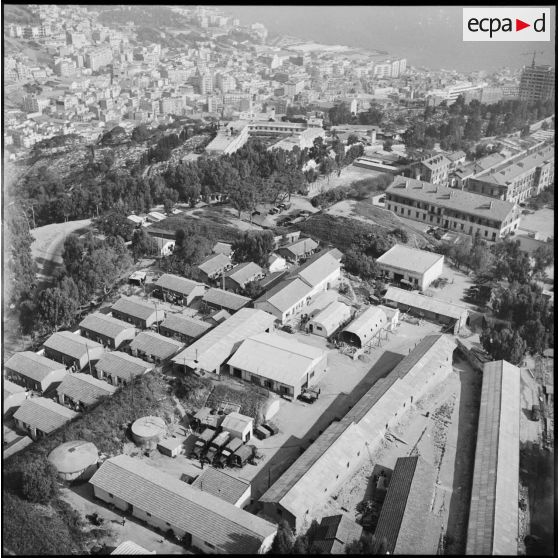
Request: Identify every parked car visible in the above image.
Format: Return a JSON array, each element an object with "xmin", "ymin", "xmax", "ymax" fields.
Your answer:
[
  {"xmin": 255, "ymin": 425, "xmax": 271, "ymax": 440},
  {"xmin": 217, "ymin": 437, "xmax": 243, "ymax": 468},
  {"xmin": 191, "ymin": 428, "xmax": 216, "ymax": 459},
  {"xmin": 281, "ymin": 324, "xmax": 294, "ymax": 334},
  {"xmin": 205, "ymin": 431, "xmax": 230, "ymax": 463},
  {"xmin": 298, "ymin": 388, "xmax": 320, "ymax": 404},
  {"xmin": 262, "ymin": 422, "xmax": 279, "ymax": 436}
]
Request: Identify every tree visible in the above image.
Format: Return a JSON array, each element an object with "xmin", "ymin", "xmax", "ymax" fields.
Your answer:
[
  {"xmin": 232, "ymin": 230, "xmax": 274, "ymax": 267},
  {"xmin": 163, "ymin": 198, "xmax": 174, "ymax": 215},
  {"xmin": 347, "ymin": 134, "xmax": 359, "ymax": 145},
  {"xmin": 37, "ymin": 281, "xmax": 79, "ymax": 330},
  {"xmin": 520, "ymin": 319, "xmax": 548, "ymax": 355},
  {"xmin": 382, "ymin": 139, "xmax": 393, "ymax": 151},
  {"xmin": 131, "ymin": 228, "xmax": 158, "ymax": 261},
  {"xmin": 533, "ymin": 242, "xmax": 554, "ymax": 272},
  {"xmin": 131, "ymin": 124, "xmax": 151, "ymax": 142},
  {"xmin": 94, "ymin": 211, "xmax": 135, "ymax": 242},
  {"xmin": 5, "ymin": 206, "xmax": 37, "ymax": 306},
  {"xmin": 269, "ymin": 521, "xmax": 295, "ymax": 554},
  {"xmin": 343, "ymin": 250, "xmax": 379, "ymax": 280},
  {"xmin": 345, "ymin": 533, "xmax": 386, "ymax": 554},
  {"xmin": 480, "ymin": 326, "xmax": 527, "ymax": 364},
  {"xmin": 20, "ymin": 459, "xmax": 59, "ymax": 505}
]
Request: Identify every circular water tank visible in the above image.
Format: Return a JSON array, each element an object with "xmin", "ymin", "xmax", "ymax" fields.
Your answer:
[
  {"xmin": 48, "ymin": 440, "xmax": 99, "ymax": 482},
  {"xmin": 131, "ymin": 416, "xmax": 166, "ymax": 447}
]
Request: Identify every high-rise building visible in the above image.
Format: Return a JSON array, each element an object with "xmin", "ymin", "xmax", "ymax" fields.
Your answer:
[
  {"xmin": 519, "ymin": 64, "xmax": 555, "ymax": 102},
  {"xmin": 85, "ymin": 45, "xmax": 113, "ymax": 71}
]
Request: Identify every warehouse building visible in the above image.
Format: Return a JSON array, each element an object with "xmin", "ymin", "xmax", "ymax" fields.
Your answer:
[
  {"xmin": 385, "ymin": 177, "xmax": 521, "ymax": 241},
  {"xmin": 155, "ymin": 274, "xmax": 206, "ymax": 306},
  {"xmin": 384, "ymin": 286, "xmax": 469, "ymax": 334},
  {"xmin": 159, "ymin": 314, "xmax": 212, "ymax": 345},
  {"xmin": 202, "ymin": 288, "xmax": 251, "ymax": 313},
  {"xmin": 94, "ymin": 351, "xmax": 154, "ymax": 386},
  {"xmin": 307, "ymin": 300, "xmax": 353, "ymax": 338},
  {"xmin": 192, "ymin": 467, "xmax": 252, "ymax": 508},
  {"xmin": 129, "ymin": 331, "xmax": 184, "ymax": 364},
  {"xmin": 376, "ymin": 245, "xmax": 444, "ymax": 291},
  {"xmin": 227, "ymin": 333, "xmax": 328, "ymax": 399},
  {"xmin": 43, "ymin": 331, "xmax": 105, "ymax": 372},
  {"xmin": 57, "ymin": 373, "xmax": 117, "ymax": 411},
  {"xmin": 111, "ymin": 296, "xmax": 164, "ymax": 329},
  {"xmin": 4, "ymin": 351, "xmax": 67, "ymax": 394},
  {"xmin": 172, "ymin": 308, "xmax": 275, "ymax": 376},
  {"xmin": 466, "ymin": 360, "xmax": 520, "ymax": 555},
  {"xmin": 13, "ymin": 397, "xmax": 79, "ymax": 440},
  {"xmin": 373, "ymin": 455, "xmax": 437, "ymax": 554},
  {"xmin": 79, "ymin": 312, "xmax": 137, "ymax": 349},
  {"xmin": 89, "ymin": 455, "xmax": 277, "ymax": 554},
  {"xmin": 259, "ymin": 334, "xmax": 456, "ymax": 531}
]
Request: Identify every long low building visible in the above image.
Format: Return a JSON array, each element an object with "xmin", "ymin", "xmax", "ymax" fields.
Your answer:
[
  {"xmin": 13, "ymin": 397, "xmax": 79, "ymax": 440},
  {"xmin": 385, "ymin": 176, "xmax": 521, "ymax": 241},
  {"xmin": 227, "ymin": 333, "xmax": 328, "ymax": 399},
  {"xmin": 94, "ymin": 351, "xmax": 154, "ymax": 386},
  {"xmin": 57, "ymin": 373, "xmax": 117, "ymax": 410},
  {"xmin": 43, "ymin": 331, "xmax": 105, "ymax": 371},
  {"xmin": 172, "ymin": 309, "xmax": 276, "ymax": 376},
  {"xmin": 373, "ymin": 456, "xmax": 437, "ymax": 554},
  {"xmin": 259, "ymin": 334, "xmax": 456, "ymax": 531},
  {"xmin": 202, "ymin": 288, "xmax": 252, "ymax": 313},
  {"xmin": 111, "ymin": 296, "xmax": 164, "ymax": 329},
  {"xmin": 159, "ymin": 314, "xmax": 213, "ymax": 345},
  {"xmin": 155, "ymin": 274, "xmax": 206, "ymax": 306},
  {"xmin": 383, "ymin": 286, "xmax": 469, "ymax": 334},
  {"xmin": 79, "ymin": 312, "xmax": 137, "ymax": 349},
  {"xmin": 89, "ymin": 455, "xmax": 277, "ymax": 554},
  {"xmin": 4, "ymin": 351, "xmax": 67, "ymax": 394},
  {"xmin": 129, "ymin": 331, "xmax": 184, "ymax": 364},
  {"xmin": 466, "ymin": 360, "xmax": 520, "ymax": 555},
  {"xmin": 307, "ymin": 300, "xmax": 353, "ymax": 338}
]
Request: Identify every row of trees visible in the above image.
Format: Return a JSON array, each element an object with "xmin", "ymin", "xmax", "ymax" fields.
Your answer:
[
  {"xmin": 328, "ymin": 102, "xmax": 384, "ymax": 127},
  {"xmin": 404, "ymin": 98, "xmax": 555, "ymax": 151}
]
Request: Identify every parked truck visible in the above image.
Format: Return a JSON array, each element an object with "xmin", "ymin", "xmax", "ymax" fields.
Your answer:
[
  {"xmin": 205, "ymin": 430, "xmax": 230, "ymax": 463},
  {"xmin": 191, "ymin": 428, "xmax": 216, "ymax": 459},
  {"xmin": 215, "ymin": 437, "xmax": 243, "ymax": 468}
]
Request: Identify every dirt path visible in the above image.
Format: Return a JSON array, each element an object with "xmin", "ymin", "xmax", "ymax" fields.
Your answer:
[{"xmin": 31, "ymin": 218, "xmax": 92, "ymax": 287}]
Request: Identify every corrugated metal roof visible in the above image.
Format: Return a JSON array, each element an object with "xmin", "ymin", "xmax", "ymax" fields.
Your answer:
[
  {"xmin": 374, "ymin": 456, "xmax": 436, "ymax": 554},
  {"xmin": 227, "ymin": 333, "xmax": 327, "ymax": 387},
  {"xmin": 79, "ymin": 313, "xmax": 136, "ymax": 339},
  {"xmin": 255, "ymin": 278, "xmax": 312, "ymax": 313},
  {"xmin": 13, "ymin": 397, "xmax": 79, "ymax": 433},
  {"xmin": 94, "ymin": 351, "xmax": 153, "ymax": 381},
  {"xmin": 129, "ymin": 331, "xmax": 184, "ymax": 360},
  {"xmin": 198, "ymin": 253, "xmax": 231, "ymax": 276},
  {"xmin": 43, "ymin": 331, "xmax": 103, "ymax": 360},
  {"xmin": 343, "ymin": 306, "xmax": 387, "ymax": 341},
  {"xmin": 203, "ymin": 288, "xmax": 251, "ymax": 311},
  {"xmin": 314, "ymin": 514, "xmax": 363, "ymax": 553},
  {"xmin": 466, "ymin": 360, "xmax": 520, "ymax": 555},
  {"xmin": 171, "ymin": 309, "xmax": 276, "ymax": 373},
  {"xmin": 384, "ymin": 286, "xmax": 468, "ymax": 320},
  {"xmin": 57, "ymin": 373, "xmax": 117, "ymax": 406},
  {"xmin": 310, "ymin": 301, "xmax": 352, "ymax": 333},
  {"xmin": 111, "ymin": 296, "xmax": 160, "ymax": 321},
  {"xmin": 4, "ymin": 351, "xmax": 66, "ymax": 382},
  {"xmin": 89, "ymin": 455, "xmax": 276, "ymax": 553},
  {"xmin": 386, "ymin": 177, "xmax": 516, "ymax": 222},
  {"xmin": 376, "ymin": 245, "xmax": 443, "ymax": 275},
  {"xmin": 192, "ymin": 466, "xmax": 251, "ymax": 505},
  {"xmin": 225, "ymin": 262, "xmax": 263, "ymax": 286},
  {"xmin": 3, "ymin": 379, "xmax": 27, "ymax": 399},
  {"xmin": 111, "ymin": 540, "xmax": 155, "ymax": 554},
  {"xmin": 155, "ymin": 274, "xmax": 204, "ymax": 296},
  {"xmin": 160, "ymin": 314, "xmax": 212, "ymax": 339},
  {"xmin": 295, "ymin": 251, "xmax": 340, "ymax": 287}
]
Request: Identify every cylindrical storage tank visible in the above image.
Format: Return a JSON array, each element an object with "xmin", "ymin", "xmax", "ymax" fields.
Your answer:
[
  {"xmin": 131, "ymin": 416, "xmax": 166, "ymax": 449},
  {"xmin": 48, "ymin": 440, "xmax": 99, "ymax": 482}
]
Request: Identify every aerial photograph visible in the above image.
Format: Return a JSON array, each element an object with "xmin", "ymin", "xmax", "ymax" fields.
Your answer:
[{"xmin": 2, "ymin": 4, "xmax": 555, "ymax": 555}]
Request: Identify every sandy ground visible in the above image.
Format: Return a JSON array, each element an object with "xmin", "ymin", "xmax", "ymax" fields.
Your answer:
[
  {"xmin": 61, "ymin": 484, "xmax": 188, "ymax": 554},
  {"xmin": 423, "ymin": 263, "xmax": 479, "ymax": 312}
]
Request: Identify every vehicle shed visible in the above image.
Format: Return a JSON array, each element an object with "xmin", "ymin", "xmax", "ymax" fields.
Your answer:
[
  {"xmin": 376, "ymin": 245, "xmax": 444, "ymax": 290},
  {"xmin": 383, "ymin": 286, "xmax": 469, "ymax": 333}
]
